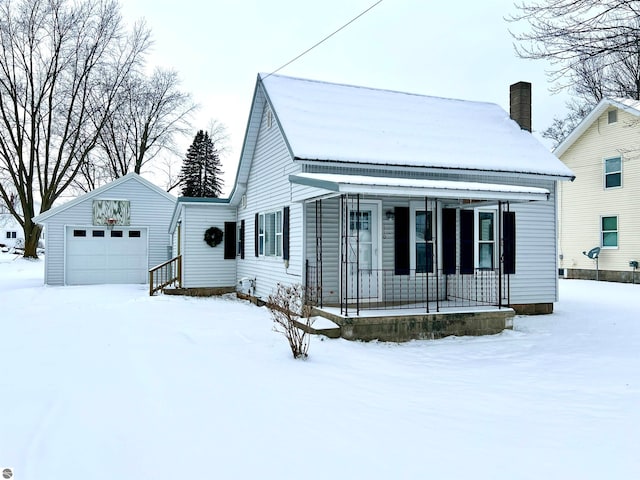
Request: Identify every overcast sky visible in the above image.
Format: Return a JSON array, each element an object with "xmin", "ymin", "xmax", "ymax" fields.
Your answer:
[{"xmin": 121, "ymin": 0, "xmax": 569, "ymax": 194}]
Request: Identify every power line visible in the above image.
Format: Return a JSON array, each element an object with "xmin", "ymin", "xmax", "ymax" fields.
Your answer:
[{"xmin": 263, "ymin": 0, "xmax": 384, "ymax": 80}]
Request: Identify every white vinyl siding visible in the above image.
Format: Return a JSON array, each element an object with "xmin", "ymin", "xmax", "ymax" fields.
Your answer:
[
  {"xmin": 36, "ymin": 176, "xmax": 175, "ymax": 286},
  {"xmin": 180, "ymin": 204, "xmax": 236, "ymax": 288},
  {"xmin": 559, "ymin": 107, "xmax": 640, "ymax": 273},
  {"xmin": 236, "ymin": 99, "xmax": 303, "ymax": 300}
]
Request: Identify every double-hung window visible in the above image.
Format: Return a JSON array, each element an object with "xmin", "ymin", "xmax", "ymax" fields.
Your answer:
[
  {"xmin": 478, "ymin": 211, "xmax": 495, "ymax": 269},
  {"xmin": 604, "ymin": 157, "xmax": 622, "ymax": 188},
  {"xmin": 415, "ymin": 210, "xmax": 434, "ymax": 273},
  {"xmin": 258, "ymin": 211, "xmax": 282, "ymax": 257},
  {"xmin": 601, "ymin": 216, "xmax": 618, "ymax": 248}
]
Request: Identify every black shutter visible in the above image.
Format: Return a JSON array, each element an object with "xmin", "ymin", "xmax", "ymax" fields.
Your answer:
[
  {"xmin": 254, "ymin": 213, "xmax": 259, "ymax": 257},
  {"xmin": 224, "ymin": 222, "xmax": 236, "ymax": 259},
  {"xmin": 283, "ymin": 206, "xmax": 290, "ymax": 260},
  {"xmin": 240, "ymin": 220, "xmax": 245, "ymax": 259},
  {"xmin": 394, "ymin": 206, "xmax": 410, "ymax": 275},
  {"xmin": 503, "ymin": 211, "xmax": 516, "ymax": 274},
  {"xmin": 460, "ymin": 209, "xmax": 474, "ymax": 274},
  {"xmin": 442, "ymin": 208, "xmax": 456, "ymax": 274}
]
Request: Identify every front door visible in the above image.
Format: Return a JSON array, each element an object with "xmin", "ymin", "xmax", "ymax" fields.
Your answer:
[{"xmin": 343, "ymin": 202, "xmax": 380, "ymax": 301}]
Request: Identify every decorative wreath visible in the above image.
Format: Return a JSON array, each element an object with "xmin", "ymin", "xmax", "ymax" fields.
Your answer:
[{"xmin": 204, "ymin": 226, "xmax": 224, "ymax": 247}]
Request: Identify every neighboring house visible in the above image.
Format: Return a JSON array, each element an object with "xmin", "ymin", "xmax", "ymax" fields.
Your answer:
[
  {"xmin": 0, "ymin": 213, "xmax": 23, "ymax": 249},
  {"xmin": 555, "ymin": 99, "xmax": 640, "ymax": 283},
  {"xmin": 168, "ymin": 74, "xmax": 575, "ymax": 341},
  {"xmin": 33, "ymin": 173, "xmax": 175, "ymax": 285},
  {"xmin": 0, "ymin": 194, "xmax": 32, "ymax": 250}
]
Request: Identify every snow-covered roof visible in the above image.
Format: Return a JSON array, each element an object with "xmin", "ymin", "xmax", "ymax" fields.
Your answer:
[
  {"xmin": 289, "ymin": 173, "xmax": 550, "ymax": 202},
  {"xmin": 260, "ymin": 73, "xmax": 575, "ymax": 179},
  {"xmin": 554, "ymin": 97, "xmax": 640, "ymax": 157}
]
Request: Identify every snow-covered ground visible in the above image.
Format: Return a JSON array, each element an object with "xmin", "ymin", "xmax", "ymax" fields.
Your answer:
[{"xmin": 1, "ymin": 255, "xmax": 638, "ymax": 479}]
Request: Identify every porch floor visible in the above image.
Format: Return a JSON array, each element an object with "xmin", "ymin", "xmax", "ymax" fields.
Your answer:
[{"xmin": 310, "ymin": 303, "xmax": 515, "ymax": 342}]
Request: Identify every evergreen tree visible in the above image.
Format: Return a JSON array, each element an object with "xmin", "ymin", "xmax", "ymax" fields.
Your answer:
[{"xmin": 179, "ymin": 130, "xmax": 224, "ymax": 197}]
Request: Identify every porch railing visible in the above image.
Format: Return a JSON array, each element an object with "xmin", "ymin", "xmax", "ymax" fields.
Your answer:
[
  {"xmin": 149, "ymin": 255, "xmax": 182, "ymax": 296},
  {"xmin": 305, "ymin": 263, "xmax": 508, "ymax": 314}
]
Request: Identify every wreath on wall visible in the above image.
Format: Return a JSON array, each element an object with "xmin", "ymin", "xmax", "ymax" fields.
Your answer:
[{"xmin": 204, "ymin": 226, "xmax": 224, "ymax": 247}]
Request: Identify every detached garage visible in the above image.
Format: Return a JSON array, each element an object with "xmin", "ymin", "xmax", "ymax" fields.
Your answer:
[{"xmin": 33, "ymin": 173, "xmax": 176, "ymax": 286}]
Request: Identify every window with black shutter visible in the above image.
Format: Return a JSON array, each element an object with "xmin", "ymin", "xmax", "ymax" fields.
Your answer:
[
  {"xmin": 460, "ymin": 209, "xmax": 474, "ymax": 274},
  {"xmin": 503, "ymin": 211, "xmax": 516, "ymax": 274},
  {"xmin": 283, "ymin": 206, "xmax": 290, "ymax": 261},
  {"xmin": 442, "ymin": 208, "xmax": 456, "ymax": 274}
]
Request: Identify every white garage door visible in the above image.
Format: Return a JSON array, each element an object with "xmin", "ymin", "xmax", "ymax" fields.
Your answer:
[{"xmin": 66, "ymin": 226, "xmax": 148, "ymax": 285}]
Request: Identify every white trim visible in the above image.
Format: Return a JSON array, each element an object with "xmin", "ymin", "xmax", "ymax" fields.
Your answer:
[
  {"xmin": 474, "ymin": 208, "xmax": 498, "ymax": 269},
  {"xmin": 603, "ymin": 156, "xmax": 622, "ymax": 190},
  {"xmin": 600, "ymin": 215, "xmax": 619, "ymax": 249},
  {"xmin": 289, "ymin": 173, "xmax": 551, "ymax": 202},
  {"xmin": 409, "ymin": 200, "xmax": 439, "ymax": 273},
  {"xmin": 339, "ymin": 200, "xmax": 382, "ymax": 302}
]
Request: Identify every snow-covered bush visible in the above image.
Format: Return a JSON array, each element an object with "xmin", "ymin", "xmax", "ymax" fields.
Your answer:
[{"xmin": 267, "ymin": 283, "xmax": 314, "ymax": 359}]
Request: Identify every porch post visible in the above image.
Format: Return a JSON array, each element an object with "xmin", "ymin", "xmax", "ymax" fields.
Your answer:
[
  {"xmin": 341, "ymin": 194, "xmax": 348, "ymax": 316},
  {"xmin": 435, "ymin": 199, "xmax": 440, "ymax": 313},
  {"xmin": 498, "ymin": 201, "xmax": 503, "ymax": 309},
  {"xmin": 315, "ymin": 199, "xmax": 324, "ymax": 308},
  {"xmin": 356, "ymin": 194, "xmax": 360, "ymax": 316},
  {"xmin": 425, "ymin": 196, "xmax": 429, "ymax": 313}
]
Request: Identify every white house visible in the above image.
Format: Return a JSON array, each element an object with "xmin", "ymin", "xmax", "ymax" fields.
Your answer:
[
  {"xmin": 165, "ymin": 74, "xmax": 575, "ymax": 341},
  {"xmin": 33, "ymin": 173, "xmax": 175, "ymax": 285},
  {"xmin": 1, "ymin": 194, "xmax": 27, "ymax": 250},
  {"xmin": 555, "ymin": 98, "xmax": 640, "ymax": 282}
]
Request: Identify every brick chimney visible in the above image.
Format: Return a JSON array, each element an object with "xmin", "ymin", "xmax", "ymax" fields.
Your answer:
[{"xmin": 510, "ymin": 81, "xmax": 532, "ymax": 132}]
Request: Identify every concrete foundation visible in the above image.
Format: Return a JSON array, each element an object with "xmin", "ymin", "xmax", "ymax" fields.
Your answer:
[
  {"xmin": 163, "ymin": 286, "xmax": 235, "ymax": 297},
  {"xmin": 564, "ymin": 268, "xmax": 640, "ymax": 284},
  {"xmin": 312, "ymin": 307, "xmax": 515, "ymax": 342}
]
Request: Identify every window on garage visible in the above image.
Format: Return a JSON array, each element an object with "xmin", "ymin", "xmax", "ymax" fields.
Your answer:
[
  {"xmin": 92, "ymin": 230, "xmax": 105, "ymax": 237},
  {"xmin": 73, "ymin": 230, "xmax": 86, "ymax": 237},
  {"xmin": 111, "ymin": 231, "xmax": 123, "ymax": 238}
]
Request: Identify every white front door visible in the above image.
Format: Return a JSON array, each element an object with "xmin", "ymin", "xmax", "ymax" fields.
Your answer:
[{"xmin": 344, "ymin": 202, "xmax": 381, "ymax": 301}]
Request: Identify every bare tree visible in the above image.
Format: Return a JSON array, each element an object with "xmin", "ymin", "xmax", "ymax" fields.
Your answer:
[
  {"xmin": 73, "ymin": 67, "xmax": 197, "ymax": 192},
  {"xmin": 0, "ymin": 0, "xmax": 151, "ymax": 257},
  {"xmin": 509, "ymin": 1, "xmax": 640, "ymax": 144}
]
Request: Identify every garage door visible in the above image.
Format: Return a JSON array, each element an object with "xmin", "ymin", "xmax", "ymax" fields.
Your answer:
[{"xmin": 65, "ymin": 226, "xmax": 148, "ymax": 285}]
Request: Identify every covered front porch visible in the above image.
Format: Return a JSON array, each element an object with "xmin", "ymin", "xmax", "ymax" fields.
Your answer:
[{"xmin": 292, "ymin": 173, "xmax": 549, "ymax": 340}]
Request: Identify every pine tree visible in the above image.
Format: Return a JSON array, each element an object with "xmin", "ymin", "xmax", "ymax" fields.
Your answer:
[{"xmin": 179, "ymin": 130, "xmax": 224, "ymax": 197}]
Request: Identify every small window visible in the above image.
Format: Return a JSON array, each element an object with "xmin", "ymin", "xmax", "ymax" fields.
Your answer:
[
  {"xmin": 266, "ymin": 108, "xmax": 273, "ymax": 129},
  {"xmin": 478, "ymin": 211, "xmax": 495, "ymax": 269},
  {"xmin": 128, "ymin": 230, "xmax": 141, "ymax": 238},
  {"xmin": 601, "ymin": 216, "xmax": 618, "ymax": 248},
  {"xmin": 604, "ymin": 157, "xmax": 622, "ymax": 188},
  {"xmin": 92, "ymin": 230, "xmax": 105, "ymax": 237},
  {"xmin": 110, "ymin": 230, "xmax": 123, "ymax": 238},
  {"xmin": 6, "ymin": 231, "xmax": 17, "ymax": 239},
  {"xmin": 73, "ymin": 230, "xmax": 86, "ymax": 237},
  {"xmin": 608, "ymin": 109, "xmax": 617, "ymax": 124}
]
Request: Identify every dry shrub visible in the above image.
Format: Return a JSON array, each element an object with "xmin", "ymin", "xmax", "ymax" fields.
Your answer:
[{"xmin": 267, "ymin": 283, "xmax": 314, "ymax": 359}]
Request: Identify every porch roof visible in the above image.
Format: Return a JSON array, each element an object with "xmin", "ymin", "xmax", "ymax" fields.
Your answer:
[{"xmin": 289, "ymin": 173, "xmax": 550, "ymax": 202}]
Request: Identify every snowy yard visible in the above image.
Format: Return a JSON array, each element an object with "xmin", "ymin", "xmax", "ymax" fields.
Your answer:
[{"xmin": 0, "ymin": 255, "xmax": 638, "ymax": 480}]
